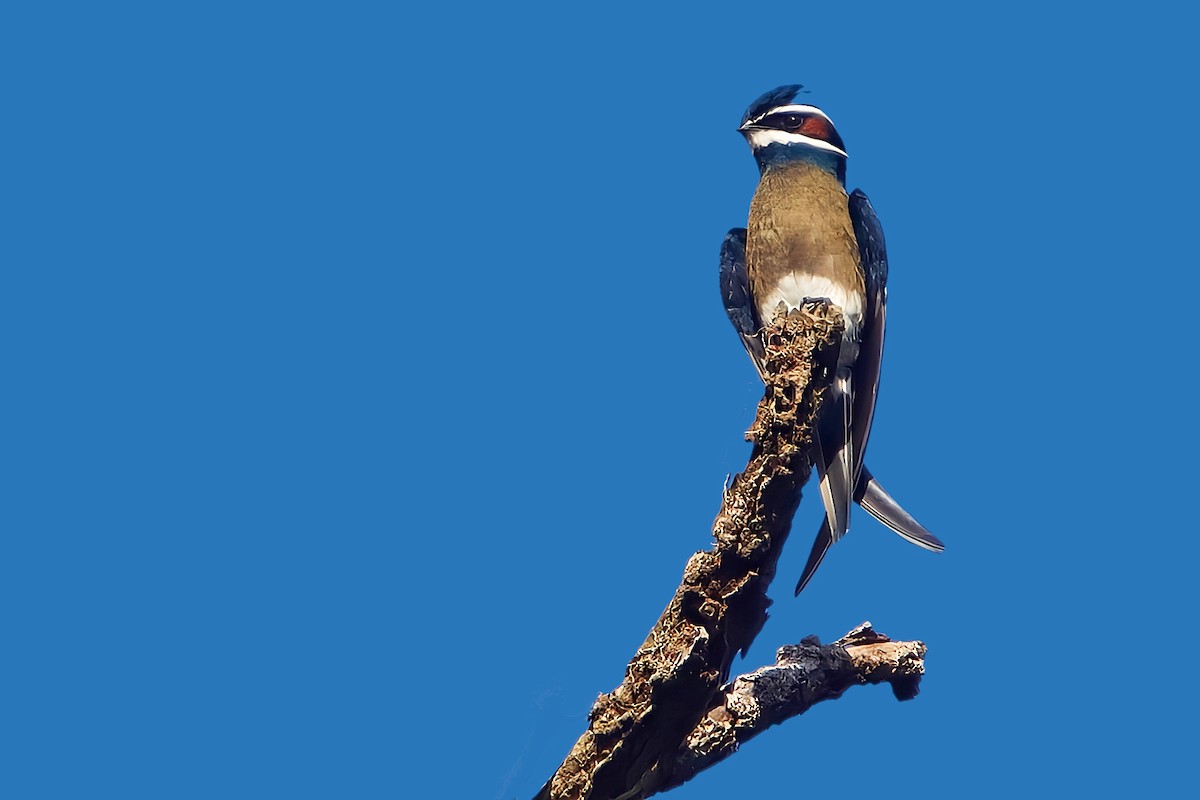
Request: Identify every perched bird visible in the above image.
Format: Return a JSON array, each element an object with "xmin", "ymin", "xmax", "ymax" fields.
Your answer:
[{"xmin": 719, "ymin": 85, "xmax": 943, "ymax": 595}]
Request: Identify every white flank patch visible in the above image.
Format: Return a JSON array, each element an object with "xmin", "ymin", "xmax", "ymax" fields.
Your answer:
[
  {"xmin": 759, "ymin": 273, "xmax": 864, "ymax": 342},
  {"xmin": 744, "ymin": 128, "xmax": 848, "ymax": 158}
]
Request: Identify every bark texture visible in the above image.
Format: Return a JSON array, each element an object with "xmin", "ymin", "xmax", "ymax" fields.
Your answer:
[
  {"xmin": 657, "ymin": 622, "xmax": 926, "ymax": 794},
  {"xmin": 534, "ymin": 304, "xmax": 926, "ymax": 800}
]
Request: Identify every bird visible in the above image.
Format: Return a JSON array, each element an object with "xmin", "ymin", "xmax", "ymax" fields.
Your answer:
[{"xmin": 718, "ymin": 84, "xmax": 943, "ymax": 595}]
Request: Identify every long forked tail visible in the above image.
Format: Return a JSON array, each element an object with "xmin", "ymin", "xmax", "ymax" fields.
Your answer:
[
  {"xmin": 796, "ymin": 467, "xmax": 943, "ymax": 595},
  {"xmin": 795, "ymin": 520, "xmax": 833, "ymax": 595},
  {"xmin": 857, "ymin": 466, "xmax": 944, "ymax": 552},
  {"xmin": 813, "ymin": 371, "xmax": 854, "ymax": 545}
]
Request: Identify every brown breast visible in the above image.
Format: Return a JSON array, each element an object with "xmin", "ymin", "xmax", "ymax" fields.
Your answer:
[{"xmin": 745, "ymin": 159, "xmax": 864, "ymax": 327}]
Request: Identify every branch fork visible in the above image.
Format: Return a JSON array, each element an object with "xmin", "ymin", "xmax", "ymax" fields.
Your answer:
[{"xmin": 536, "ymin": 304, "xmax": 929, "ymax": 800}]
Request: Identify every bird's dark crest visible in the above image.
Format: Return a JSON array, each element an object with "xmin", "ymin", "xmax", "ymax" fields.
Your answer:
[{"xmin": 740, "ymin": 84, "xmax": 807, "ymax": 127}]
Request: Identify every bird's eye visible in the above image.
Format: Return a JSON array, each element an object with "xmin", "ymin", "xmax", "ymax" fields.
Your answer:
[{"xmin": 762, "ymin": 112, "xmax": 806, "ymax": 131}]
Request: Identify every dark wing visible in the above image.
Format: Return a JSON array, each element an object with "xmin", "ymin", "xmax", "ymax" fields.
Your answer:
[
  {"xmin": 719, "ymin": 228, "xmax": 766, "ymax": 378},
  {"xmin": 846, "ymin": 190, "xmax": 943, "ymax": 552},
  {"xmin": 795, "ymin": 189, "xmax": 941, "ymax": 594},
  {"xmin": 813, "ymin": 370, "xmax": 853, "ymax": 542},
  {"xmin": 848, "ymin": 188, "xmax": 888, "ymax": 478},
  {"xmin": 815, "ymin": 191, "xmax": 888, "ymax": 547},
  {"xmin": 794, "ymin": 192, "xmax": 882, "ymax": 594}
]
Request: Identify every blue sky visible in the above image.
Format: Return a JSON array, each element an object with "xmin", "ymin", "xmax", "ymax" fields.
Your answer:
[{"xmin": 5, "ymin": 2, "xmax": 1198, "ymax": 798}]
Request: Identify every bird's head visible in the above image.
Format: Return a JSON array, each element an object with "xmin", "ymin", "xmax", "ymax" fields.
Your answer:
[{"xmin": 738, "ymin": 85, "xmax": 847, "ymax": 180}]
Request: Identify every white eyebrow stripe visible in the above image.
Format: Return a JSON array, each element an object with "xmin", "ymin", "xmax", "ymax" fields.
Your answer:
[
  {"xmin": 745, "ymin": 128, "xmax": 848, "ymax": 158},
  {"xmin": 749, "ymin": 104, "xmax": 837, "ymax": 127}
]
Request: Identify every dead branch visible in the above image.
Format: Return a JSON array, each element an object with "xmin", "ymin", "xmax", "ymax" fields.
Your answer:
[
  {"xmin": 535, "ymin": 302, "xmax": 926, "ymax": 800},
  {"xmin": 654, "ymin": 622, "xmax": 926, "ymax": 794}
]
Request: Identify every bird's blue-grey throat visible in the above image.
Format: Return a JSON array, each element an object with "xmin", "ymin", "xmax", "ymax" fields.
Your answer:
[{"xmin": 718, "ymin": 84, "xmax": 944, "ymax": 595}]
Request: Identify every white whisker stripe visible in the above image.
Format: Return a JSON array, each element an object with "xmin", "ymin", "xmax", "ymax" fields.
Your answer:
[{"xmin": 744, "ymin": 128, "xmax": 848, "ymax": 158}]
